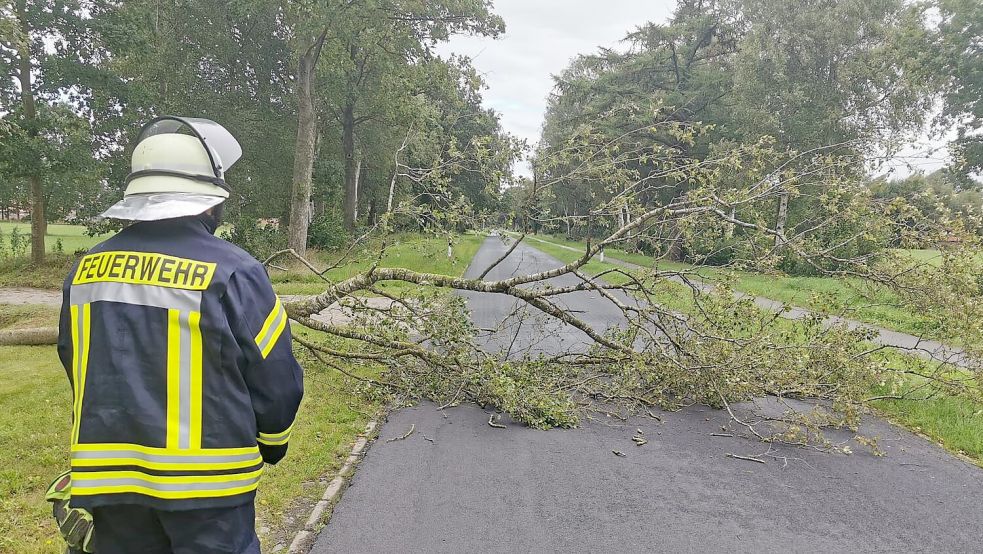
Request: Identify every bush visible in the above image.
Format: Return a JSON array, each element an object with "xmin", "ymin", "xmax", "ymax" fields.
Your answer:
[
  {"xmin": 220, "ymin": 217, "xmax": 285, "ymax": 261},
  {"xmin": 9, "ymin": 227, "xmax": 27, "ymax": 258},
  {"xmin": 308, "ymin": 213, "xmax": 349, "ymax": 250}
]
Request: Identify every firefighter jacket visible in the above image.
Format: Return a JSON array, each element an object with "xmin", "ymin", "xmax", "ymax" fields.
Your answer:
[{"xmin": 56, "ymin": 216, "xmax": 304, "ymax": 511}]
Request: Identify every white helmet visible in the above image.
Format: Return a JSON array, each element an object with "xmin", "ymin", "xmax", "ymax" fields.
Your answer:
[{"xmin": 101, "ymin": 116, "xmax": 242, "ymax": 221}]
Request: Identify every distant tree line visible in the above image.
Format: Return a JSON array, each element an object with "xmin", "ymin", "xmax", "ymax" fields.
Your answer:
[
  {"xmin": 1, "ymin": 0, "xmax": 520, "ymax": 261},
  {"xmin": 525, "ymin": 0, "xmax": 982, "ymax": 272}
]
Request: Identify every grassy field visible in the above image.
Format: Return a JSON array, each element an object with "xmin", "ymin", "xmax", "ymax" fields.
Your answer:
[
  {"xmin": 0, "ymin": 222, "xmax": 111, "ymax": 255},
  {"xmin": 269, "ymin": 232, "xmax": 487, "ymax": 296},
  {"xmin": 0, "ymin": 230, "xmax": 483, "ymax": 552},
  {"xmin": 524, "ymin": 234, "xmax": 942, "ymax": 339},
  {"xmin": 0, "ymin": 223, "xmax": 486, "ymax": 293}
]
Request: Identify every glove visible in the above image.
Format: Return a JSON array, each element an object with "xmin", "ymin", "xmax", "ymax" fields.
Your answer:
[{"xmin": 45, "ymin": 471, "xmax": 96, "ymax": 553}]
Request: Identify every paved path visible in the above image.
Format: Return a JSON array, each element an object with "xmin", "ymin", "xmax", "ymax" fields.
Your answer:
[
  {"xmin": 0, "ymin": 286, "xmax": 61, "ymax": 305},
  {"xmin": 312, "ymin": 236, "xmax": 983, "ymax": 553},
  {"xmin": 523, "ymin": 235, "xmax": 969, "ymax": 367}
]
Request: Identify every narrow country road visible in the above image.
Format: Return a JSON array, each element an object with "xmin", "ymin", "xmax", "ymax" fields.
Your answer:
[{"xmin": 311, "ymin": 235, "xmax": 983, "ymax": 553}]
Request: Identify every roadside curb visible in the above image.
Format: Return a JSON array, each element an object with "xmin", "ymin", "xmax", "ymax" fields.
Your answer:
[{"xmin": 287, "ymin": 415, "xmax": 383, "ymax": 554}]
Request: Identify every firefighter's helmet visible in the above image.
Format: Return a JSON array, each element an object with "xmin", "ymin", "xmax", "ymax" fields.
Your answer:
[{"xmin": 101, "ymin": 116, "xmax": 242, "ymax": 221}]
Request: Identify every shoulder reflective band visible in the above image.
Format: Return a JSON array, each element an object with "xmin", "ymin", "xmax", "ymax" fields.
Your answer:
[
  {"xmin": 74, "ymin": 251, "xmax": 216, "ymax": 291},
  {"xmin": 258, "ymin": 421, "xmax": 295, "ymax": 447},
  {"xmin": 71, "ymin": 282, "xmax": 201, "ymax": 313},
  {"xmin": 255, "ymin": 297, "xmax": 287, "ymax": 359}
]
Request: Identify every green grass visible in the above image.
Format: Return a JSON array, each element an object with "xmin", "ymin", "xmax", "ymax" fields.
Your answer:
[
  {"xmin": 893, "ymin": 248, "xmax": 983, "ymax": 267},
  {"xmin": 0, "ymin": 305, "xmax": 60, "ymax": 330},
  {"xmin": 873, "ymin": 394, "xmax": 983, "ymax": 461},
  {"xmin": 271, "ymin": 232, "xmax": 486, "ymax": 296},
  {"xmin": 0, "ymin": 253, "xmax": 80, "ymax": 290},
  {"xmin": 525, "ymin": 234, "xmax": 941, "ymax": 339},
  {"xmin": 0, "ymin": 222, "xmax": 111, "ymax": 255},
  {"xmin": 0, "ymin": 346, "xmax": 73, "ymax": 554}
]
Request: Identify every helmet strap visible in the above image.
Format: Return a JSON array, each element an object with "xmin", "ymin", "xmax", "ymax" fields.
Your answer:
[{"xmin": 124, "ymin": 169, "xmax": 231, "ymax": 193}]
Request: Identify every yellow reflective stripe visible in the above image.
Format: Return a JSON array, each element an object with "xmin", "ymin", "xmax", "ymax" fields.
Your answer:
[
  {"xmin": 72, "ymin": 443, "xmax": 260, "ymax": 456},
  {"xmin": 71, "ymin": 457, "xmax": 260, "ymax": 471},
  {"xmin": 257, "ymin": 421, "xmax": 295, "ymax": 446},
  {"xmin": 260, "ymin": 309, "xmax": 288, "ymax": 359},
  {"xmin": 255, "ymin": 297, "xmax": 283, "ymax": 345},
  {"xmin": 73, "ymin": 468, "xmax": 263, "ymax": 485},
  {"xmin": 70, "ymin": 482, "xmax": 260, "ymax": 500},
  {"xmin": 70, "ymin": 305, "xmax": 80, "ymax": 444},
  {"xmin": 166, "ymin": 309, "xmax": 181, "ymax": 449},
  {"xmin": 71, "ymin": 468, "xmax": 264, "ymax": 499},
  {"xmin": 71, "ymin": 304, "xmax": 91, "ymax": 445},
  {"xmin": 189, "ymin": 311, "xmax": 203, "ymax": 450}
]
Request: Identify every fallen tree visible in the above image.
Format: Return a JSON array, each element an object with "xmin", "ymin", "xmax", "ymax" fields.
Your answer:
[
  {"xmin": 277, "ymin": 110, "xmax": 983, "ymax": 453},
  {"xmin": 0, "ymin": 327, "xmax": 58, "ymax": 346}
]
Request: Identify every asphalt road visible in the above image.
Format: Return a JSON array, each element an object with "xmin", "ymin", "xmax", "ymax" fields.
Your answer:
[{"xmin": 311, "ymin": 235, "xmax": 983, "ymax": 554}]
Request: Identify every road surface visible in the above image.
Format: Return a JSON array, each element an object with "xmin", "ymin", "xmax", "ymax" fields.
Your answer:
[{"xmin": 311, "ymin": 235, "xmax": 983, "ymax": 553}]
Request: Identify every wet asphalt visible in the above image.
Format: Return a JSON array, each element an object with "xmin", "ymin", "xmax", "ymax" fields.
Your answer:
[{"xmin": 310, "ymin": 235, "xmax": 983, "ymax": 554}]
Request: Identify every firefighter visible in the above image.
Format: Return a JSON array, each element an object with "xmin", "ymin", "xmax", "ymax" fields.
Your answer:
[{"xmin": 55, "ymin": 116, "xmax": 304, "ymax": 553}]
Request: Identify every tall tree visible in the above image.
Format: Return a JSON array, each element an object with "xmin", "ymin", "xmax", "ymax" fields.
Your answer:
[
  {"xmin": 285, "ymin": 0, "xmax": 504, "ymax": 256},
  {"xmin": 936, "ymin": 0, "xmax": 983, "ymax": 181},
  {"xmin": 1, "ymin": 0, "xmax": 96, "ymax": 262}
]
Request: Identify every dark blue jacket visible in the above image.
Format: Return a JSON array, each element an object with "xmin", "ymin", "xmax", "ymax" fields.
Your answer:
[{"xmin": 57, "ymin": 217, "xmax": 304, "ymax": 510}]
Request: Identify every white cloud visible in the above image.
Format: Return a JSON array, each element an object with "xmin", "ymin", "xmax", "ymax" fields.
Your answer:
[
  {"xmin": 441, "ymin": 0, "xmax": 950, "ymax": 179},
  {"xmin": 439, "ymin": 0, "xmax": 677, "ymax": 175}
]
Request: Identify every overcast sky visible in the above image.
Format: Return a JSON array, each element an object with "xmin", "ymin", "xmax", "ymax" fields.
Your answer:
[
  {"xmin": 438, "ymin": 0, "xmax": 677, "ymax": 175},
  {"xmin": 439, "ymin": 0, "xmax": 949, "ymax": 179}
]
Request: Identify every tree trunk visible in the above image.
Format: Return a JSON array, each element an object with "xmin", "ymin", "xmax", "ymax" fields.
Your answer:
[
  {"xmin": 342, "ymin": 104, "xmax": 358, "ymax": 230},
  {"xmin": 353, "ymin": 157, "xmax": 362, "ymax": 223},
  {"xmin": 775, "ymin": 189, "xmax": 789, "ymax": 247},
  {"xmin": 16, "ymin": 2, "xmax": 44, "ymax": 264},
  {"xmin": 287, "ymin": 49, "xmax": 319, "ymax": 256}
]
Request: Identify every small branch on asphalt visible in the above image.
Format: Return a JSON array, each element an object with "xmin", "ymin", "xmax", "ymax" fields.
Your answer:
[
  {"xmin": 488, "ymin": 414, "xmax": 507, "ymax": 429},
  {"xmin": 725, "ymin": 453, "xmax": 766, "ymax": 464},
  {"xmin": 386, "ymin": 424, "xmax": 416, "ymax": 443}
]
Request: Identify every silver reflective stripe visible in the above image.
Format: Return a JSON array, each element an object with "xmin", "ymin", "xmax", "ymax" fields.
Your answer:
[
  {"xmin": 71, "ymin": 281, "xmax": 201, "ymax": 312},
  {"xmin": 257, "ymin": 304, "xmax": 286, "ymax": 354},
  {"xmin": 73, "ymin": 474, "xmax": 262, "ymax": 492},
  {"xmin": 178, "ymin": 311, "xmax": 192, "ymax": 449},
  {"xmin": 72, "ymin": 450, "xmax": 260, "ymax": 464}
]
